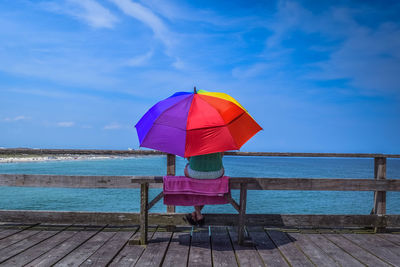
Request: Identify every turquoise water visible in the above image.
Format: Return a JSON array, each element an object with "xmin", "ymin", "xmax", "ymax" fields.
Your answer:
[{"xmin": 0, "ymin": 156, "xmax": 399, "ymax": 214}]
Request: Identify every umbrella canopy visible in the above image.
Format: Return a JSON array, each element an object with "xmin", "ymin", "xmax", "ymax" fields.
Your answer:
[{"xmin": 135, "ymin": 88, "xmax": 262, "ymax": 157}]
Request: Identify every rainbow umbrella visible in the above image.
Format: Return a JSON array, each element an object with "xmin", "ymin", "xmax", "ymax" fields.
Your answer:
[{"xmin": 135, "ymin": 88, "xmax": 262, "ymax": 157}]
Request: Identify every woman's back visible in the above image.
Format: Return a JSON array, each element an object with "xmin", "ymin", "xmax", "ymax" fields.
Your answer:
[{"xmin": 189, "ymin": 152, "xmax": 223, "ymax": 172}]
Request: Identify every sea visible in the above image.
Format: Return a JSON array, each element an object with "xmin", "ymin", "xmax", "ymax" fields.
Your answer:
[{"xmin": 0, "ymin": 156, "xmax": 399, "ymax": 215}]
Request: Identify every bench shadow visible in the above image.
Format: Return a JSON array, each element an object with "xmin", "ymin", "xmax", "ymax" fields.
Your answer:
[{"xmin": 173, "ymin": 226, "xmax": 296, "ymax": 251}]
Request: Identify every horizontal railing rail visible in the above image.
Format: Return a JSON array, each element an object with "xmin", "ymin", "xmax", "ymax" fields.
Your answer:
[
  {"xmin": 1, "ymin": 174, "xmax": 400, "ymax": 191},
  {"xmin": 1, "ymin": 148, "xmax": 400, "ymax": 158}
]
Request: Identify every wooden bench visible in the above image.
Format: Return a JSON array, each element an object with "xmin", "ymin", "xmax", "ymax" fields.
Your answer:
[{"xmin": 129, "ymin": 176, "xmax": 250, "ymax": 246}]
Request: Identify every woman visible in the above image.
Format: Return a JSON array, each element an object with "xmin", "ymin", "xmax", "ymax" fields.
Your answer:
[{"xmin": 184, "ymin": 152, "xmax": 224, "ymax": 226}]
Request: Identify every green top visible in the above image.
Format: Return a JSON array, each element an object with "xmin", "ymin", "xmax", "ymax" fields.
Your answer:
[{"xmin": 189, "ymin": 152, "xmax": 223, "ymax": 172}]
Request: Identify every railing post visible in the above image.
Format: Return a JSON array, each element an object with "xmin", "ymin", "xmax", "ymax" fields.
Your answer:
[
  {"xmin": 372, "ymin": 157, "xmax": 387, "ymax": 232},
  {"xmin": 238, "ymin": 183, "xmax": 248, "ymax": 245},
  {"xmin": 140, "ymin": 182, "xmax": 149, "ymax": 245},
  {"xmin": 166, "ymin": 154, "xmax": 176, "ymax": 213}
]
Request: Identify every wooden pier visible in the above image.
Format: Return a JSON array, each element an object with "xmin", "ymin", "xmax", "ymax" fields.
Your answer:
[
  {"xmin": 1, "ymin": 149, "xmax": 400, "ymax": 266},
  {"xmin": 0, "ymin": 223, "xmax": 400, "ymax": 266}
]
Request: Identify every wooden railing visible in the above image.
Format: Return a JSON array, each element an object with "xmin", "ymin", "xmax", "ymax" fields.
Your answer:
[{"xmin": 0, "ymin": 149, "xmax": 400, "ymax": 245}]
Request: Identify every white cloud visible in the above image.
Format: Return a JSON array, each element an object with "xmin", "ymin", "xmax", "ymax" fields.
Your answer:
[
  {"xmin": 0, "ymin": 53, "xmax": 120, "ymax": 89},
  {"xmin": 43, "ymin": 0, "xmax": 118, "ymax": 28},
  {"xmin": 81, "ymin": 125, "xmax": 93, "ymax": 129},
  {"xmin": 0, "ymin": 2, "xmax": 121, "ymax": 89},
  {"xmin": 5, "ymin": 87, "xmax": 82, "ymax": 99},
  {"xmin": 126, "ymin": 50, "xmax": 153, "ymax": 67},
  {"xmin": 3, "ymin": 115, "xmax": 30, "ymax": 122},
  {"xmin": 57, "ymin": 121, "xmax": 75, "ymax": 127},
  {"xmin": 232, "ymin": 63, "xmax": 273, "ymax": 79},
  {"xmin": 103, "ymin": 122, "xmax": 122, "ymax": 130},
  {"xmin": 312, "ymin": 21, "xmax": 400, "ymax": 94},
  {"xmin": 263, "ymin": 0, "xmax": 400, "ymax": 95},
  {"xmin": 111, "ymin": 0, "xmax": 173, "ymax": 47},
  {"xmin": 139, "ymin": 0, "xmax": 251, "ymax": 27},
  {"xmin": 172, "ymin": 57, "xmax": 185, "ymax": 70}
]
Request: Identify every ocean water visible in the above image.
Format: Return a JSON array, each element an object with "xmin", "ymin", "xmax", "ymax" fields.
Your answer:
[{"xmin": 0, "ymin": 156, "xmax": 399, "ymax": 215}]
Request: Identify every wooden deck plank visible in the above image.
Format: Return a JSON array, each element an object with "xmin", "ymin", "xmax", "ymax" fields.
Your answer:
[
  {"xmin": 25, "ymin": 226, "xmax": 104, "ymax": 266},
  {"xmin": 52, "ymin": 228, "xmax": 116, "ymax": 266},
  {"xmin": 0, "ymin": 229, "xmax": 59, "ymax": 263},
  {"xmin": 0, "ymin": 229, "xmax": 40, "ymax": 251},
  {"xmin": 247, "ymin": 227, "xmax": 289, "ymax": 267},
  {"xmin": 305, "ymin": 234, "xmax": 364, "ymax": 266},
  {"xmin": 0, "ymin": 229, "xmax": 28, "ymax": 240},
  {"xmin": 0, "ymin": 224, "xmax": 36, "ymax": 239},
  {"xmin": 0, "ymin": 226, "xmax": 75, "ymax": 266},
  {"xmin": 378, "ymin": 233, "xmax": 400, "ymax": 246},
  {"xmin": 322, "ymin": 233, "xmax": 391, "ymax": 267},
  {"xmin": 162, "ymin": 230, "xmax": 191, "ymax": 266},
  {"xmin": 188, "ymin": 229, "xmax": 212, "ymax": 267},
  {"xmin": 134, "ymin": 229, "xmax": 173, "ymax": 266},
  {"xmin": 80, "ymin": 227, "xmax": 137, "ymax": 267},
  {"xmin": 211, "ymin": 227, "xmax": 238, "ymax": 267},
  {"xmin": 108, "ymin": 232, "xmax": 145, "ymax": 267},
  {"xmin": 288, "ymin": 232, "xmax": 340, "ymax": 267},
  {"xmin": 228, "ymin": 227, "xmax": 264, "ymax": 267},
  {"xmin": 266, "ymin": 230, "xmax": 314, "ymax": 267},
  {"xmin": 341, "ymin": 234, "xmax": 400, "ymax": 266},
  {"xmin": 108, "ymin": 227, "xmax": 157, "ymax": 267}
]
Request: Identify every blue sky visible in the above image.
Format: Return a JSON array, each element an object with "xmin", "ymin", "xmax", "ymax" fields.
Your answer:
[{"xmin": 0, "ymin": 0, "xmax": 399, "ymax": 153}]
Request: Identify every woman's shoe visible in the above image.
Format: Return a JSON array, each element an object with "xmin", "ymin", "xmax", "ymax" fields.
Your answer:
[{"xmin": 196, "ymin": 217, "xmax": 205, "ymax": 227}]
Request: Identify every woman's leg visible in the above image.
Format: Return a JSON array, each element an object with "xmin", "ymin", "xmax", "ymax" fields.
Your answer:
[
  {"xmin": 193, "ymin": 172, "xmax": 222, "ymax": 221},
  {"xmin": 194, "ymin": 205, "xmax": 204, "ymax": 220},
  {"xmin": 184, "ymin": 164, "xmax": 190, "ymax": 178},
  {"xmin": 186, "ymin": 206, "xmax": 203, "ymax": 225}
]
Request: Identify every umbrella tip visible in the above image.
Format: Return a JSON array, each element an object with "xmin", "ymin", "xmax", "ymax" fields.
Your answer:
[{"xmin": 194, "ymin": 86, "xmax": 197, "ymax": 94}]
